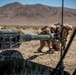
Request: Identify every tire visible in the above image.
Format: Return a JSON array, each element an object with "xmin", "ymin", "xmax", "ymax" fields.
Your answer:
[
  {"xmin": 0, "ymin": 50, "xmax": 24, "ymax": 75},
  {"xmin": 0, "ymin": 50, "xmax": 23, "ymax": 59}
]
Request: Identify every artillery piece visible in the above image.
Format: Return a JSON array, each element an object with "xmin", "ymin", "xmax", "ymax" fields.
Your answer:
[
  {"xmin": 0, "ymin": 29, "xmax": 57, "ymax": 49},
  {"xmin": 0, "ymin": 29, "xmax": 60, "ymax": 75},
  {"xmin": 0, "ymin": 29, "xmax": 58, "ymax": 60},
  {"xmin": 0, "ymin": 29, "xmax": 76, "ymax": 75}
]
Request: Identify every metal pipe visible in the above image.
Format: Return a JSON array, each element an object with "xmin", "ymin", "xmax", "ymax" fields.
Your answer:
[
  {"xmin": 0, "ymin": 29, "xmax": 19, "ymax": 34},
  {"xmin": 20, "ymin": 34, "xmax": 55, "ymax": 41}
]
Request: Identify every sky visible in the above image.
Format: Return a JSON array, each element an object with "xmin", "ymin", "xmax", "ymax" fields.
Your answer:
[{"xmin": 0, "ymin": 0, "xmax": 76, "ymax": 9}]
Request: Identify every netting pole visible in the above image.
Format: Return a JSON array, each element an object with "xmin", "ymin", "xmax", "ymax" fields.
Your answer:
[{"xmin": 59, "ymin": 0, "xmax": 64, "ymax": 75}]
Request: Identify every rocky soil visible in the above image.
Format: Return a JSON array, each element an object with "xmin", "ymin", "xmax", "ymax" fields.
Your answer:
[
  {"xmin": 16, "ymin": 28, "xmax": 76, "ymax": 74},
  {"xmin": 0, "ymin": 26, "xmax": 76, "ymax": 74}
]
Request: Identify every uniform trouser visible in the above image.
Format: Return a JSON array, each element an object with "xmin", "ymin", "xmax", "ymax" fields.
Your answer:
[
  {"xmin": 37, "ymin": 39, "xmax": 52, "ymax": 51},
  {"xmin": 62, "ymin": 40, "xmax": 66, "ymax": 50},
  {"xmin": 52, "ymin": 40, "xmax": 61, "ymax": 51}
]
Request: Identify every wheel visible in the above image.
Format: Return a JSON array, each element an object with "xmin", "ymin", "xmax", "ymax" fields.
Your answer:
[
  {"xmin": 0, "ymin": 50, "xmax": 23, "ymax": 59},
  {"xmin": 0, "ymin": 50, "xmax": 24, "ymax": 75}
]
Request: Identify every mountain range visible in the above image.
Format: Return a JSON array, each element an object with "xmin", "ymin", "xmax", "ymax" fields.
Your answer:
[{"xmin": 0, "ymin": 2, "xmax": 76, "ymax": 26}]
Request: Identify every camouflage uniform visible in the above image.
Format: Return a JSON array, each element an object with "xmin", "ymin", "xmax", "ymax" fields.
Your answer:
[
  {"xmin": 55, "ymin": 24, "xmax": 72, "ymax": 50},
  {"xmin": 37, "ymin": 26, "xmax": 53, "ymax": 52},
  {"xmin": 37, "ymin": 24, "xmax": 72, "ymax": 52},
  {"xmin": 61, "ymin": 25, "xmax": 72, "ymax": 50},
  {"xmin": 51, "ymin": 25, "xmax": 61, "ymax": 51}
]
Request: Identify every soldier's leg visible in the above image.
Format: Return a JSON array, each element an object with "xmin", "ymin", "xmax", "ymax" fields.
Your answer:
[
  {"xmin": 55, "ymin": 40, "xmax": 61, "ymax": 51},
  {"xmin": 62, "ymin": 41, "xmax": 66, "ymax": 50},
  {"xmin": 46, "ymin": 39, "xmax": 54, "ymax": 53},
  {"xmin": 46, "ymin": 40, "xmax": 51, "ymax": 50},
  {"xmin": 37, "ymin": 40, "xmax": 45, "ymax": 52},
  {"xmin": 51, "ymin": 40, "xmax": 61, "ymax": 51}
]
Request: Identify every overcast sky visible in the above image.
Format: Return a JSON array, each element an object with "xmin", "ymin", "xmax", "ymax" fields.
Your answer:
[{"xmin": 0, "ymin": 0, "xmax": 76, "ymax": 9}]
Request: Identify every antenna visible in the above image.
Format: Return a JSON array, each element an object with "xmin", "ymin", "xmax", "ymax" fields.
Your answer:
[
  {"xmin": 51, "ymin": 0, "xmax": 65, "ymax": 75},
  {"xmin": 59, "ymin": 0, "xmax": 64, "ymax": 75}
]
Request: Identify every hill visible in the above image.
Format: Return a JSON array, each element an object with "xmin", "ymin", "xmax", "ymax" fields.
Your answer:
[{"xmin": 0, "ymin": 2, "xmax": 76, "ymax": 26}]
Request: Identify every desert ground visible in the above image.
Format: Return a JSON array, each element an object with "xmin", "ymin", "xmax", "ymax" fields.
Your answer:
[{"xmin": 0, "ymin": 25, "xmax": 76, "ymax": 74}]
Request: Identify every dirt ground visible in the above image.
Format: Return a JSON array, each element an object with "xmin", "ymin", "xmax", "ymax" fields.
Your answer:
[
  {"xmin": 0, "ymin": 27, "xmax": 76, "ymax": 74},
  {"xmin": 13, "ymin": 28, "xmax": 76, "ymax": 75}
]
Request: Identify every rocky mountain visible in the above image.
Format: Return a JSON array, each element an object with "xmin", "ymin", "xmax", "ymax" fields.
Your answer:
[{"xmin": 0, "ymin": 2, "xmax": 76, "ymax": 26}]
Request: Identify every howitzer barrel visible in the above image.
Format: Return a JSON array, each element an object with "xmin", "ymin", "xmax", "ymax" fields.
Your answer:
[
  {"xmin": 0, "ymin": 29, "xmax": 19, "ymax": 34},
  {"xmin": 0, "ymin": 29, "xmax": 57, "ymax": 49},
  {"xmin": 21, "ymin": 34, "xmax": 55, "ymax": 41}
]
